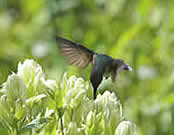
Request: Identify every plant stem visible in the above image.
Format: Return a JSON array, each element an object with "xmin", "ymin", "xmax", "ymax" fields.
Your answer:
[
  {"xmin": 60, "ymin": 117, "xmax": 64, "ymax": 135},
  {"xmin": 70, "ymin": 109, "xmax": 73, "ymax": 121},
  {"xmin": 15, "ymin": 124, "xmax": 20, "ymax": 135}
]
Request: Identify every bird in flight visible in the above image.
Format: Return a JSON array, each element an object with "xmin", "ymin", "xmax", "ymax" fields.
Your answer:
[{"xmin": 56, "ymin": 36, "xmax": 132, "ymax": 99}]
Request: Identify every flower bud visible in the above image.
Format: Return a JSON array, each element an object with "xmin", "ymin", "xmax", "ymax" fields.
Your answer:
[
  {"xmin": 3, "ymin": 74, "xmax": 26, "ymax": 103},
  {"xmin": 115, "ymin": 121, "xmax": 136, "ymax": 135},
  {"xmin": 95, "ymin": 91, "xmax": 123, "ymax": 135}
]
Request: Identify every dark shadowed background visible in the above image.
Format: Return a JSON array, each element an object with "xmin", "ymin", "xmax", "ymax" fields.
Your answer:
[{"xmin": 0, "ymin": 0, "xmax": 173, "ymax": 135}]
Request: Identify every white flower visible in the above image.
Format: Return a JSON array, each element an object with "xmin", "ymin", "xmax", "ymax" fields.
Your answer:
[
  {"xmin": 65, "ymin": 122, "xmax": 84, "ymax": 135},
  {"xmin": 115, "ymin": 121, "xmax": 136, "ymax": 135},
  {"xmin": 95, "ymin": 91, "xmax": 124, "ymax": 135},
  {"xmin": 17, "ymin": 59, "xmax": 56, "ymax": 96},
  {"xmin": 3, "ymin": 73, "xmax": 26, "ymax": 103},
  {"xmin": 85, "ymin": 111, "xmax": 104, "ymax": 135},
  {"xmin": 63, "ymin": 75, "xmax": 87, "ymax": 109},
  {"xmin": 17, "ymin": 59, "xmax": 44, "ymax": 87}
]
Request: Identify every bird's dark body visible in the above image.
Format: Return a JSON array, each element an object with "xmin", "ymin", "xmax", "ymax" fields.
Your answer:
[
  {"xmin": 56, "ymin": 36, "xmax": 132, "ymax": 99},
  {"xmin": 90, "ymin": 54, "xmax": 113, "ymax": 99}
]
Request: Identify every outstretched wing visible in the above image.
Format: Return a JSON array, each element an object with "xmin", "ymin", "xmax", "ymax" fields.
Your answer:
[{"xmin": 56, "ymin": 36, "xmax": 94, "ymax": 68}]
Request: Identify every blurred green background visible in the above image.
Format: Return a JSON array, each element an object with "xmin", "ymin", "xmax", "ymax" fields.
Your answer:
[{"xmin": 0, "ymin": 0, "xmax": 173, "ymax": 135}]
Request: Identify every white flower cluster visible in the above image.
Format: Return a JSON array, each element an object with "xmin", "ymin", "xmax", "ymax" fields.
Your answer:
[{"xmin": 0, "ymin": 59, "xmax": 136, "ymax": 135}]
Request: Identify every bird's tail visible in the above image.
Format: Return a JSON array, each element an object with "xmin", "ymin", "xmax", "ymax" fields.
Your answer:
[{"xmin": 93, "ymin": 88, "xmax": 97, "ymax": 100}]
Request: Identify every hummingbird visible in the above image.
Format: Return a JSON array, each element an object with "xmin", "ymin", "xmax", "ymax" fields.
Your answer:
[{"xmin": 56, "ymin": 36, "xmax": 132, "ymax": 99}]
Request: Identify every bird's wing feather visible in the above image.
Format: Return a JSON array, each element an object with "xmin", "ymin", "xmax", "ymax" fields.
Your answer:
[{"xmin": 56, "ymin": 36, "xmax": 94, "ymax": 68}]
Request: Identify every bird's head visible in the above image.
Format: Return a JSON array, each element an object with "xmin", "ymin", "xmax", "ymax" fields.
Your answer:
[{"xmin": 114, "ymin": 59, "xmax": 132, "ymax": 73}]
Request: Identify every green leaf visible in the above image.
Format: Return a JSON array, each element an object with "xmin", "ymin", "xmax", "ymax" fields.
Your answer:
[
  {"xmin": 14, "ymin": 99, "xmax": 26, "ymax": 120},
  {"xmin": 57, "ymin": 107, "xmax": 65, "ymax": 118},
  {"xmin": 23, "ymin": 123, "xmax": 37, "ymax": 129},
  {"xmin": 26, "ymin": 94, "xmax": 47, "ymax": 107}
]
